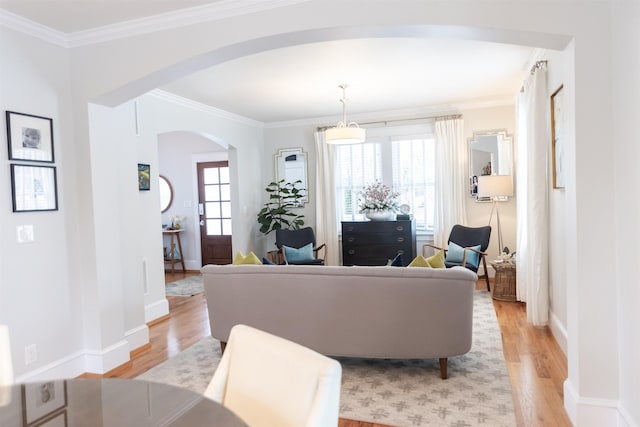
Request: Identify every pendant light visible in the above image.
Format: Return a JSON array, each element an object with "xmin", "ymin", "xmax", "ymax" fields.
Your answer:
[{"xmin": 325, "ymin": 84, "xmax": 366, "ymax": 144}]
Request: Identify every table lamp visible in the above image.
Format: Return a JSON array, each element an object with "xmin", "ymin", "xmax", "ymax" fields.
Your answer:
[{"xmin": 477, "ymin": 175, "xmax": 514, "ymax": 255}]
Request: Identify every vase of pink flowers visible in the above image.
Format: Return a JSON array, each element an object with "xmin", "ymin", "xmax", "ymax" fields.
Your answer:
[{"xmin": 358, "ymin": 181, "xmax": 400, "ymax": 221}]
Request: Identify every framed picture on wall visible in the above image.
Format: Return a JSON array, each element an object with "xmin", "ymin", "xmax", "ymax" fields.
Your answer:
[
  {"xmin": 6, "ymin": 111, "xmax": 55, "ymax": 163},
  {"xmin": 10, "ymin": 164, "xmax": 58, "ymax": 212},
  {"xmin": 138, "ymin": 163, "xmax": 150, "ymax": 191},
  {"xmin": 550, "ymin": 85, "xmax": 565, "ymax": 189}
]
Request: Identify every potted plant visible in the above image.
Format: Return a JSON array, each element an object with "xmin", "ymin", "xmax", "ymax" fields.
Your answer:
[{"xmin": 257, "ymin": 179, "xmax": 306, "ymax": 234}]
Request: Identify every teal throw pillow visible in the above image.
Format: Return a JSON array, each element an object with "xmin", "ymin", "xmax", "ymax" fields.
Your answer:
[
  {"xmin": 446, "ymin": 242, "xmax": 482, "ymax": 268},
  {"xmin": 465, "ymin": 245, "xmax": 482, "ymax": 268},
  {"xmin": 283, "ymin": 243, "xmax": 314, "ymax": 262},
  {"xmin": 445, "ymin": 241, "xmax": 466, "ymax": 263}
]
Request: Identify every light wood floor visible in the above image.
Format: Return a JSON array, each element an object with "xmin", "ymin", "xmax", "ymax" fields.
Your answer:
[{"xmin": 104, "ymin": 271, "xmax": 572, "ymax": 427}]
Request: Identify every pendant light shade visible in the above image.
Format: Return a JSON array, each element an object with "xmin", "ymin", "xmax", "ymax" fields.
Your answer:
[{"xmin": 325, "ymin": 84, "xmax": 365, "ymax": 145}]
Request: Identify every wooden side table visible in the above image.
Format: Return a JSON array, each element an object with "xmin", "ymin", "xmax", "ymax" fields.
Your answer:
[
  {"xmin": 163, "ymin": 229, "xmax": 185, "ymax": 273},
  {"xmin": 490, "ymin": 261, "xmax": 516, "ymax": 301}
]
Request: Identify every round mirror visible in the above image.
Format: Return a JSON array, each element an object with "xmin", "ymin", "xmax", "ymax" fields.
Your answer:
[{"xmin": 159, "ymin": 175, "xmax": 173, "ymax": 213}]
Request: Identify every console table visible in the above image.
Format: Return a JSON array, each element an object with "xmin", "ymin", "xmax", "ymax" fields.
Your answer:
[
  {"xmin": 163, "ymin": 229, "xmax": 185, "ymax": 273},
  {"xmin": 341, "ymin": 220, "xmax": 416, "ymax": 266}
]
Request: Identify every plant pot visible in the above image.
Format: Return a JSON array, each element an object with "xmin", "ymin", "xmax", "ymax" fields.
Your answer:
[{"xmin": 365, "ymin": 210, "xmax": 395, "ymax": 221}]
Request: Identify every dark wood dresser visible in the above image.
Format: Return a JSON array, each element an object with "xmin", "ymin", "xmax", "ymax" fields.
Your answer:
[{"xmin": 341, "ymin": 220, "xmax": 416, "ymax": 266}]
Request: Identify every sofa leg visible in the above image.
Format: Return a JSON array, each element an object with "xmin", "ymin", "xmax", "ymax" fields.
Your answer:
[
  {"xmin": 439, "ymin": 358, "xmax": 448, "ymax": 379},
  {"xmin": 220, "ymin": 341, "xmax": 227, "ymax": 354}
]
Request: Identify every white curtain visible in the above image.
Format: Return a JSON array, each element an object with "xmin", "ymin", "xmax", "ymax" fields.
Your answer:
[
  {"xmin": 434, "ymin": 117, "xmax": 468, "ymax": 247},
  {"xmin": 516, "ymin": 66, "xmax": 550, "ymax": 325},
  {"xmin": 314, "ymin": 131, "xmax": 340, "ymax": 266}
]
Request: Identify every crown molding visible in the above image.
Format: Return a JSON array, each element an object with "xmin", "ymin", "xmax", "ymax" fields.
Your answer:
[
  {"xmin": 149, "ymin": 89, "xmax": 264, "ymax": 128},
  {"xmin": 0, "ymin": 9, "xmax": 69, "ymax": 47},
  {"xmin": 1, "ymin": 0, "xmax": 310, "ymax": 48}
]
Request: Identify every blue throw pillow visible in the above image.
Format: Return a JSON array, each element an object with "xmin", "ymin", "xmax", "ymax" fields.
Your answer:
[
  {"xmin": 445, "ymin": 241, "xmax": 466, "ymax": 263},
  {"xmin": 465, "ymin": 245, "xmax": 482, "ymax": 268},
  {"xmin": 283, "ymin": 243, "xmax": 314, "ymax": 262},
  {"xmin": 446, "ymin": 242, "xmax": 481, "ymax": 268}
]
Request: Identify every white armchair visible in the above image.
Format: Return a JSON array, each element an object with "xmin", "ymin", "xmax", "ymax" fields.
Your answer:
[{"xmin": 204, "ymin": 324, "xmax": 342, "ymax": 427}]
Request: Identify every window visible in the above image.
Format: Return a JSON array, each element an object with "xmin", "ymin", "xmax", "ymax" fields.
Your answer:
[{"xmin": 335, "ymin": 124, "xmax": 435, "ymax": 231}]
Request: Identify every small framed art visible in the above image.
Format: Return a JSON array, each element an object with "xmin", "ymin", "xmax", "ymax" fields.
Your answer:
[
  {"xmin": 22, "ymin": 380, "xmax": 67, "ymax": 426},
  {"xmin": 6, "ymin": 111, "xmax": 55, "ymax": 163},
  {"xmin": 10, "ymin": 164, "xmax": 58, "ymax": 212},
  {"xmin": 138, "ymin": 163, "xmax": 150, "ymax": 191}
]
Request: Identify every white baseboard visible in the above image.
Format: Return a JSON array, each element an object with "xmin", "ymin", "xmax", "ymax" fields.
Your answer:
[
  {"xmin": 145, "ymin": 298, "xmax": 169, "ymax": 323},
  {"xmin": 125, "ymin": 324, "xmax": 149, "ymax": 352},
  {"xmin": 549, "ymin": 311, "xmax": 567, "ymax": 355},
  {"xmin": 84, "ymin": 339, "xmax": 130, "ymax": 374},
  {"xmin": 15, "ymin": 339, "xmax": 131, "ymax": 382},
  {"xmin": 564, "ymin": 379, "xmax": 635, "ymax": 427}
]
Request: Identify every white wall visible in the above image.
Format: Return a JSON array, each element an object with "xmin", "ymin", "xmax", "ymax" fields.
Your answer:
[
  {"xmin": 2, "ymin": 1, "xmax": 639, "ymax": 425},
  {"xmin": 612, "ymin": 0, "xmax": 640, "ymax": 424}
]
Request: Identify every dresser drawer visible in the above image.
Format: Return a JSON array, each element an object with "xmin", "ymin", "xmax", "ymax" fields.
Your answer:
[
  {"xmin": 342, "ymin": 221, "xmax": 412, "ymax": 234},
  {"xmin": 342, "ymin": 232, "xmax": 410, "ymax": 245}
]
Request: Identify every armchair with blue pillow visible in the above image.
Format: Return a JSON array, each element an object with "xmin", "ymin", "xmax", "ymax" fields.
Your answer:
[
  {"xmin": 273, "ymin": 227, "xmax": 326, "ymax": 265},
  {"xmin": 422, "ymin": 225, "xmax": 492, "ymax": 290}
]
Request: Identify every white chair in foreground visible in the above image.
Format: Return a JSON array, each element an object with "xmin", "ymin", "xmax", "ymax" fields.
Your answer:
[
  {"xmin": 204, "ymin": 324, "xmax": 342, "ymax": 427},
  {"xmin": 0, "ymin": 325, "xmax": 14, "ymax": 407}
]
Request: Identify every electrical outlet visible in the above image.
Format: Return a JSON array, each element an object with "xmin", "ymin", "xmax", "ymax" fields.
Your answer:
[
  {"xmin": 17, "ymin": 225, "xmax": 34, "ymax": 243},
  {"xmin": 25, "ymin": 344, "xmax": 37, "ymax": 365}
]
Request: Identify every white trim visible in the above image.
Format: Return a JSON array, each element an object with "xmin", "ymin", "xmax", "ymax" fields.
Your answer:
[
  {"xmin": 15, "ymin": 349, "xmax": 87, "ymax": 382},
  {"xmin": 145, "ymin": 298, "xmax": 169, "ymax": 323},
  {"xmin": 0, "ymin": 9, "xmax": 69, "ymax": 47},
  {"xmin": 83, "ymin": 340, "xmax": 130, "ymax": 374},
  {"xmin": 125, "ymin": 324, "xmax": 150, "ymax": 353},
  {"xmin": 564, "ymin": 379, "xmax": 633, "ymax": 427},
  {"xmin": 549, "ymin": 310, "xmax": 568, "ymax": 355},
  {"xmin": 1, "ymin": 0, "xmax": 311, "ymax": 48},
  {"xmin": 149, "ymin": 90, "xmax": 263, "ymax": 128}
]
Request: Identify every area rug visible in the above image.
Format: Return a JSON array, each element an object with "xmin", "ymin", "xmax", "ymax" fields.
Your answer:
[
  {"xmin": 165, "ymin": 275, "xmax": 204, "ymax": 296},
  {"xmin": 137, "ymin": 291, "xmax": 515, "ymax": 426}
]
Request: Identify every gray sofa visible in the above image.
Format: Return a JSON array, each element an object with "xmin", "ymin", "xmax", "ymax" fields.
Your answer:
[{"xmin": 201, "ymin": 264, "xmax": 477, "ymax": 378}]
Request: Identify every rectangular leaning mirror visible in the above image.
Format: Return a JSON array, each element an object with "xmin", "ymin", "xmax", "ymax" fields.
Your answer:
[
  {"xmin": 469, "ymin": 130, "xmax": 513, "ymax": 201},
  {"xmin": 274, "ymin": 147, "xmax": 308, "ymax": 205}
]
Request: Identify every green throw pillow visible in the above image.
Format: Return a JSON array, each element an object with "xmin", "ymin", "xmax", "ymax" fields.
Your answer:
[
  {"xmin": 425, "ymin": 249, "xmax": 446, "ymax": 268},
  {"xmin": 283, "ymin": 243, "xmax": 314, "ymax": 262},
  {"xmin": 232, "ymin": 251, "xmax": 262, "ymax": 265},
  {"xmin": 408, "ymin": 255, "xmax": 432, "ymax": 268}
]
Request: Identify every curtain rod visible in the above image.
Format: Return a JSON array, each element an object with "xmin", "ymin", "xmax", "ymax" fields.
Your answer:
[
  {"xmin": 316, "ymin": 113, "xmax": 462, "ymax": 132},
  {"xmin": 530, "ymin": 60, "xmax": 547, "ymax": 74}
]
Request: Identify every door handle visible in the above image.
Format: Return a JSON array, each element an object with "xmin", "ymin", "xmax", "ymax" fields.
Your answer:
[{"xmin": 199, "ymin": 220, "xmax": 205, "ymax": 226}]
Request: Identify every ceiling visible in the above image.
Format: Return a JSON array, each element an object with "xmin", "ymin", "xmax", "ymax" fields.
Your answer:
[{"xmin": 0, "ymin": 0, "xmax": 535, "ymax": 124}]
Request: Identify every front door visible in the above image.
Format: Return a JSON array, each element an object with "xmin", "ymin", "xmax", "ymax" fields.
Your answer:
[{"xmin": 197, "ymin": 161, "xmax": 232, "ymax": 265}]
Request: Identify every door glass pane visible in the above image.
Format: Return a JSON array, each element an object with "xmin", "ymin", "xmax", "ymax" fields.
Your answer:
[
  {"xmin": 204, "ymin": 168, "xmax": 220, "ymax": 185},
  {"xmin": 219, "ymin": 184, "xmax": 231, "ymax": 201},
  {"xmin": 222, "ymin": 219, "xmax": 232, "ymax": 235},
  {"xmin": 205, "ymin": 202, "xmax": 221, "ymax": 218},
  {"xmin": 220, "ymin": 201, "xmax": 231, "ymax": 217},
  {"xmin": 205, "ymin": 185, "xmax": 220, "ymax": 201},
  {"xmin": 219, "ymin": 167, "xmax": 230, "ymax": 184},
  {"xmin": 206, "ymin": 219, "xmax": 221, "ymax": 235}
]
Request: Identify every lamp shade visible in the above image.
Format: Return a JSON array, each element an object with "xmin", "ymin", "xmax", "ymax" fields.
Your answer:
[
  {"xmin": 325, "ymin": 126, "xmax": 366, "ymax": 145},
  {"xmin": 477, "ymin": 175, "xmax": 514, "ymax": 198}
]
